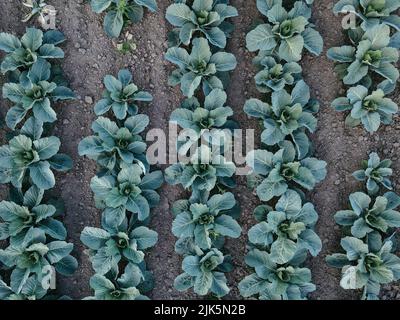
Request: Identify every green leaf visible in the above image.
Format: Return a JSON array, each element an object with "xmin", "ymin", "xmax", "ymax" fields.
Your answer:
[
  {"xmin": 271, "ymin": 237, "xmax": 297, "ymax": 264},
  {"xmin": 131, "ymin": 226, "xmax": 158, "ymax": 250},
  {"xmin": 279, "ymin": 35, "xmax": 304, "ymax": 62},
  {"xmin": 166, "ymin": 4, "xmax": 192, "ymax": 26},
  {"xmin": 29, "ymin": 161, "xmax": 55, "ymax": 190},
  {"xmin": 214, "ymin": 215, "xmax": 241, "ymax": 238},
  {"xmin": 21, "ymin": 28, "xmax": 43, "ymax": 51},
  {"xmin": 246, "ymin": 24, "xmax": 276, "ymax": 52},
  {"xmin": 302, "ymin": 27, "xmax": 323, "ymax": 56},
  {"xmin": 0, "ymin": 32, "xmax": 21, "ymax": 53},
  {"xmin": 238, "ymin": 273, "xmax": 268, "ymax": 297},
  {"xmin": 104, "ymin": 10, "xmax": 124, "ymax": 38},
  {"xmin": 91, "ymin": 0, "xmax": 112, "ymax": 13},
  {"xmin": 34, "ymin": 136, "xmax": 60, "ymax": 160},
  {"xmin": 134, "ymin": 0, "xmax": 158, "ymax": 12}
]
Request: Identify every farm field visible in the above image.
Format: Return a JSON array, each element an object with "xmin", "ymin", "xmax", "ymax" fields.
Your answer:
[{"xmin": 0, "ymin": 0, "xmax": 399, "ymax": 300}]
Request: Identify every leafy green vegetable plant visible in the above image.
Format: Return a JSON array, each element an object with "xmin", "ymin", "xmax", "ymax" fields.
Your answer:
[
  {"xmin": 333, "ymin": 0, "xmax": 400, "ymax": 31},
  {"xmin": 0, "ymin": 28, "xmax": 65, "ymax": 75},
  {"xmin": 239, "ymin": 248, "xmax": 315, "ymax": 299},
  {"xmin": 172, "ymin": 192, "xmax": 241, "ymax": 250},
  {"xmin": 93, "ymin": 69, "xmax": 153, "ymax": 120},
  {"xmin": 352, "ymin": 152, "xmax": 393, "ymax": 194},
  {"xmin": 78, "ymin": 70, "xmax": 163, "ymax": 299},
  {"xmin": 246, "ymin": 142, "xmax": 327, "ymax": 202},
  {"xmin": 328, "ymin": 2, "xmax": 399, "ymax": 135},
  {"xmin": 327, "ymin": 24, "xmax": 399, "ymax": 85},
  {"xmin": 90, "ymin": 0, "xmax": 158, "ymax": 38},
  {"xmin": 331, "ymin": 85, "xmax": 398, "ymax": 132},
  {"xmin": 248, "ymin": 190, "xmax": 321, "ymax": 264},
  {"xmin": 2, "ymin": 59, "xmax": 75, "ymax": 129},
  {"xmin": 246, "ymin": 1, "xmax": 323, "ymax": 61},
  {"xmin": 244, "ymin": 80, "xmax": 318, "ymax": 159},
  {"xmin": 166, "ymin": 0, "xmax": 238, "ymax": 48},
  {"xmin": 165, "ymin": 37, "xmax": 237, "ymax": 97},
  {"xmin": 253, "ymin": 56, "xmax": 302, "ymax": 92},
  {"xmin": 327, "ymin": 237, "xmax": 400, "ymax": 299},
  {"xmin": 0, "ymin": 185, "xmax": 67, "ymax": 243},
  {"xmin": 165, "ymin": 145, "xmax": 236, "ymax": 193},
  {"xmin": 174, "ymin": 248, "xmax": 231, "ymax": 297}
]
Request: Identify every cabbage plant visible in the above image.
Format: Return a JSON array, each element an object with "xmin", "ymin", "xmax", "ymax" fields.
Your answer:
[
  {"xmin": 326, "ymin": 237, "xmax": 400, "ymax": 299},
  {"xmin": 90, "ymin": 0, "xmax": 158, "ymax": 38},
  {"xmin": 327, "ymin": 24, "xmax": 399, "ymax": 85},
  {"xmin": 248, "ymin": 190, "xmax": 321, "ymax": 264},
  {"xmin": 331, "ymin": 85, "xmax": 398, "ymax": 132},
  {"xmin": 244, "ymin": 81, "xmax": 317, "ymax": 159},
  {"xmin": 174, "ymin": 248, "xmax": 230, "ymax": 297},
  {"xmin": 0, "ymin": 133, "xmax": 72, "ymax": 190},
  {"xmin": 166, "ymin": 0, "xmax": 238, "ymax": 48},
  {"xmin": 352, "ymin": 152, "xmax": 393, "ymax": 194},
  {"xmin": 2, "ymin": 59, "xmax": 75, "ymax": 129},
  {"xmin": 0, "ymin": 185, "xmax": 66, "ymax": 243},
  {"xmin": 333, "ymin": 0, "xmax": 400, "ymax": 31},
  {"xmin": 172, "ymin": 192, "xmax": 241, "ymax": 250},
  {"xmin": 246, "ymin": 142, "xmax": 327, "ymax": 202},
  {"xmin": 334, "ymin": 191, "xmax": 400, "ymax": 238},
  {"xmin": 0, "ymin": 28, "xmax": 65, "ymax": 74},
  {"xmin": 93, "ymin": 69, "xmax": 153, "ymax": 120},
  {"xmin": 0, "ymin": 228, "xmax": 77, "ymax": 285},
  {"xmin": 81, "ymin": 223, "xmax": 158, "ymax": 275},
  {"xmin": 88, "ymin": 262, "xmax": 151, "ymax": 300},
  {"xmin": 254, "ymin": 56, "xmax": 302, "ymax": 92},
  {"xmin": 165, "ymin": 145, "xmax": 236, "ymax": 192},
  {"xmin": 165, "ymin": 37, "xmax": 237, "ymax": 97},
  {"xmin": 239, "ymin": 248, "xmax": 315, "ymax": 300},
  {"xmin": 89, "ymin": 164, "xmax": 163, "ymax": 226},
  {"xmin": 246, "ymin": 1, "xmax": 323, "ymax": 61},
  {"xmin": 78, "ymin": 115, "xmax": 149, "ymax": 172}
]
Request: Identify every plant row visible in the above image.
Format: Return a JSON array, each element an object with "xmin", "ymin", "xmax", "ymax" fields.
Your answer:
[
  {"xmin": 326, "ymin": 153, "xmax": 400, "ymax": 299},
  {"xmin": 328, "ymin": 0, "xmax": 399, "ymax": 132},
  {"xmin": 237, "ymin": 0, "xmax": 327, "ymax": 300},
  {"xmin": 164, "ymin": 0, "xmax": 241, "ymax": 297},
  {"xmin": 0, "ymin": 28, "xmax": 77, "ymax": 299},
  {"xmin": 78, "ymin": 68, "xmax": 163, "ymax": 300},
  {"xmin": 326, "ymin": 0, "xmax": 400, "ymax": 299}
]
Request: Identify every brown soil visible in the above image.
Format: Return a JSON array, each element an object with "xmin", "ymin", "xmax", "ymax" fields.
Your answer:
[{"xmin": 0, "ymin": 0, "xmax": 399, "ymax": 300}]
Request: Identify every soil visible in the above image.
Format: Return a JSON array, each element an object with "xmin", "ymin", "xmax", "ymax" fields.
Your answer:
[{"xmin": 0, "ymin": 0, "xmax": 399, "ymax": 300}]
